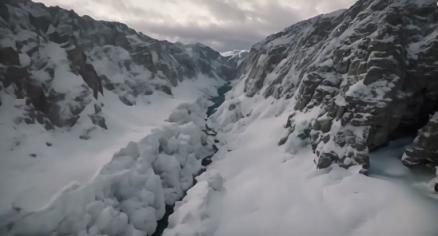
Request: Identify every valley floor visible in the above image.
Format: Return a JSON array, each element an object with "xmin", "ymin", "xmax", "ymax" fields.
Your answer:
[
  {"xmin": 2, "ymin": 79, "xmax": 438, "ymax": 236},
  {"xmin": 164, "ymin": 104, "xmax": 438, "ymax": 236}
]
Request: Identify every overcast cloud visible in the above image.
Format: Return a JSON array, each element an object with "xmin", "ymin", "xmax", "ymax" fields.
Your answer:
[{"xmin": 35, "ymin": 0, "xmax": 357, "ymax": 52}]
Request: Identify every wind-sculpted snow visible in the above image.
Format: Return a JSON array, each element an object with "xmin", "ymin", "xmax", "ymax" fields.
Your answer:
[
  {"xmin": 1, "ymin": 99, "xmax": 216, "ymax": 236},
  {"xmin": 240, "ymin": 0, "xmax": 438, "ymax": 174}
]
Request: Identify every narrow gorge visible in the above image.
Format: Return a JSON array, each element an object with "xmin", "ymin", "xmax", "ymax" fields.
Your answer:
[{"xmin": 1, "ymin": 0, "xmax": 438, "ymax": 235}]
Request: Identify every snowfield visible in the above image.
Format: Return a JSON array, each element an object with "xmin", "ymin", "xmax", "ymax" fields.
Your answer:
[
  {"xmin": 0, "ymin": 0, "xmax": 236, "ymax": 222},
  {"xmin": 1, "ymin": 76, "xmax": 225, "ymax": 235},
  {"xmin": 0, "ymin": 76, "xmax": 221, "ymax": 216},
  {"xmin": 164, "ymin": 83, "xmax": 438, "ymax": 236}
]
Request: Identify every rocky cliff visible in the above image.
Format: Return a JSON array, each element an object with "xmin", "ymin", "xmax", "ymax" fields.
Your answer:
[
  {"xmin": 240, "ymin": 0, "xmax": 438, "ymax": 178},
  {"xmin": 0, "ymin": 1, "xmax": 236, "ymax": 234},
  {"xmin": 2, "ymin": 0, "xmax": 438, "ymax": 235},
  {"xmin": 0, "ymin": 0, "xmax": 236, "ymax": 130}
]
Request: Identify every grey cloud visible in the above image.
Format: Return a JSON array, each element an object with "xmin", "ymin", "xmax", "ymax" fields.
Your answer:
[
  {"xmin": 133, "ymin": 0, "xmax": 306, "ymax": 51},
  {"xmin": 193, "ymin": 0, "xmax": 247, "ymax": 22},
  {"xmin": 36, "ymin": 0, "xmax": 357, "ymax": 52},
  {"xmin": 132, "ymin": 20, "xmax": 264, "ymax": 51}
]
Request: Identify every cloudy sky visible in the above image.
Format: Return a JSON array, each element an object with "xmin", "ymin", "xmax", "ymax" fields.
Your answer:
[{"xmin": 35, "ymin": 0, "xmax": 356, "ymax": 52}]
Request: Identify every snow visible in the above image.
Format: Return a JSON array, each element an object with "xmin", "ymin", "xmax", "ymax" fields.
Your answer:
[
  {"xmin": 0, "ymin": 76, "xmax": 221, "ymax": 216},
  {"xmin": 1, "ymin": 75, "xmax": 222, "ymax": 235},
  {"xmin": 345, "ymin": 78, "xmax": 397, "ymax": 104},
  {"xmin": 2, "ymin": 0, "xmax": 438, "ymax": 234},
  {"xmin": 220, "ymin": 49, "xmax": 249, "ymax": 66},
  {"xmin": 164, "ymin": 92, "xmax": 438, "ymax": 236},
  {"xmin": 334, "ymin": 94, "xmax": 347, "ymax": 106},
  {"xmin": 164, "ymin": 174, "xmax": 224, "ymax": 236},
  {"xmin": 90, "ymin": 45, "xmax": 153, "ymax": 85},
  {"xmin": 220, "ymin": 50, "xmax": 248, "ymax": 58}
]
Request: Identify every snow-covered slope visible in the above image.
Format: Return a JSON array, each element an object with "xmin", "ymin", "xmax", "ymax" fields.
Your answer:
[
  {"xmin": 240, "ymin": 0, "xmax": 438, "ymax": 174},
  {"xmin": 163, "ymin": 0, "xmax": 438, "ymax": 235},
  {"xmin": 2, "ymin": 92, "xmax": 220, "ymax": 236},
  {"xmin": 165, "ymin": 96, "xmax": 438, "ymax": 236},
  {"xmin": 0, "ymin": 0, "xmax": 235, "ymax": 219},
  {"xmin": 0, "ymin": 0, "xmax": 235, "ymax": 130},
  {"xmin": 0, "ymin": 0, "xmax": 232, "ymax": 232},
  {"xmin": 221, "ymin": 49, "xmax": 249, "ymax": 67},
  {"xmin": 0, "ymin": 78, "xmax": 221, "ymax": 214},
  {"xmin": 2, "ymin": 0, "xmax": 438, "ymax": 235}
]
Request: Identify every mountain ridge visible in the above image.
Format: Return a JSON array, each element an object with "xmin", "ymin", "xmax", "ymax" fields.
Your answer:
[
  {"xmin": 0, "ymin": 0, "xmax": 237, "ymax": 130},
  {"xmin": 1, "ymin": 0, "xmax": 438, "ymax": 235},
  {"xmin": 239, "ymin": 0, "xmax": 438, "ymax": 175}
]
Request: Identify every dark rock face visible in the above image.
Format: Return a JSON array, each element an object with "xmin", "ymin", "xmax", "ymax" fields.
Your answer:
[
  {"xmin": 402, "ymin": 113, "xmax": 438, "ymax": 167},
  {"xmin": 89, "ymin": 104, "xmax": 107, "ymax": 129},
  {"xmin": 0, "ymin": 47, "xmax": 19, "ymax": 65},
  {"xmin": 0, "ymin": 0, "xmax": 236, "ymax": 131},
  {"xmin": 221, "ymin": 50, "xmax": 249, "ymax": 75},
  {"xmin": 240, "ymin": 0, "xmax": 438, "ymax": 173},
  {"xmin": 67, "ymin": 47, "xmax": 102, "ymax": 99}
]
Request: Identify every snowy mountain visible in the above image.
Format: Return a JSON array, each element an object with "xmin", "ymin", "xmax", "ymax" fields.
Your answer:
[
  {"xmin": 163, "ymin": 0, "xmax": 438, "ymax": 235},
  {"xmin": 0, "ymin": 0, "xmax": 235, "ymax": 226},
  {"xmin": 221, "ymin": 49, "xmax": 249, "ymax": 67},
  {"xmin": 2, "ymin": 0, "xmax": 438, "ymax": 235},
  {"xmin": 0, "ymin": 0, "xmax": 235, "ymax": 130},
  {"xmin": 240, "ymin": 0, "xmax": 438, "ymax": 174}
]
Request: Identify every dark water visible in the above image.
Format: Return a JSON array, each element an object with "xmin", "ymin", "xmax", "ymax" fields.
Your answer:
[
  {"xmin": 151, "ymin": 205, "xmax": 174, "ymax": 236},
  {"xmin": 206, "ymin": 82, "xmax": 232, "ymax": 117},
  {"xmin": 153, "ymin": 82, "xmax": 231, "ymax": 236}
]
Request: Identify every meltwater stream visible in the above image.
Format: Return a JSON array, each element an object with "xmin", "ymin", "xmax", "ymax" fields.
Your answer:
[
  {"xmin": 206, "ymin": 82, "xmax": 232, "ymax": 117},
  {"xmin": 152, "ymin": 82, "xmax": 232, "ymax": 236}
]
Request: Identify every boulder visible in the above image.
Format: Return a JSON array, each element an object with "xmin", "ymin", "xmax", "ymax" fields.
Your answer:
[{"xmin": 402, "ymin": 112, "xmax": 438, "ymax": 167}]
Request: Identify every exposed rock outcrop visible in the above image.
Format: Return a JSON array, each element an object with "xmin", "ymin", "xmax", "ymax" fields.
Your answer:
[
  {"xmin": 66, "ymin": 47, "xmax": 103, "ymax": 99},
  {"xmin": 0, "ymin": 47, "xmax": 19, "ymax": 65},
  {"xmin": 240, "ymin": 0, "xmax": 438, "ymax": 174},
  {"xmin": 402, "ymin": 112, "xmax": 438, "ymax": 168},
  {"xmin": 0, "ymin": 0, "xmax": 236, "ymax": 131}
]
